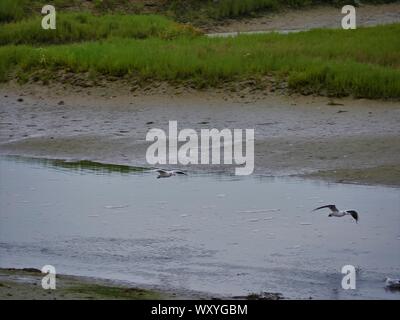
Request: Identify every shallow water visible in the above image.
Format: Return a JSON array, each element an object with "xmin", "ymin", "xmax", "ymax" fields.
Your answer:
[
  {"xmin": 206, "ymin": 29, "xmax": 305, "ymax": 37},
  {"xmin": 0, "ymin": 156, "xmax": 399, "ymax": 299}
]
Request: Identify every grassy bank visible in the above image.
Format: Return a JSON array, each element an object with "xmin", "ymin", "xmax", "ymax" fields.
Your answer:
[
  {"xmin": 0, "ymin": 13, "xmax": 200, "ymax": 45},
  {"xmin": 0, "ymin": 23, "xmax": 399, "ymax": 99},
  {"xmin": 0, "ymin": 0, "xmax": 27, "ymax": 23}
]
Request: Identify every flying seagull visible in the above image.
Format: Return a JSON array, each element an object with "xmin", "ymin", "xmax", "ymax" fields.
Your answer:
[
  {"xmin": 155, "ymin": 169, "xmax": 187, "ymax": 179},
  {"xmin": 385, "ymin": 278, "xmax": 400, "ymax": 290},
  {"xmin": 312, "ymin": 204, "xmax": 359, "ymax": 223}
]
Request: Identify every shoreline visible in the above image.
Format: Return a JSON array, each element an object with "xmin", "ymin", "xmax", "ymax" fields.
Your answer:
[
  {"xmin": 0, "ymin": 268, "xmax": 282, "ymax": 300},
  {"xmin": 0, "ymin": 268, "xmax": 200, "ymax": 300},
  {"xmin": 2, "ymin": 23, "xmax": 399, "ymax": 100}
]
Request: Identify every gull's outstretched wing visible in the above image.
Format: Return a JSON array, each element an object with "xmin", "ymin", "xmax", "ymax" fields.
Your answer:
[
  {"xmin": 346, "ymin": 210, "xmax": 359, "ymax": 223},
  {"xmin": 313, "ymin": 204, "xmax": 338, "ymax": 213},
  {"xmin": 173, "ymin": 170, "xmax": 187, "ymax": 175}
]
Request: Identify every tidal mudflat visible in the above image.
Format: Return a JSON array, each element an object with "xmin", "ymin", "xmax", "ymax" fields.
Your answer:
[{"xmin": 1, "ymin": 88, "xmax": 400, "ymax": 184}]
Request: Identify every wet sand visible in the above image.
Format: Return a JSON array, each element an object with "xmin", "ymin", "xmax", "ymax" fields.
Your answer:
[{"xmin": 1, "ymin": 83, "xmax": 399, "ymax": 186}]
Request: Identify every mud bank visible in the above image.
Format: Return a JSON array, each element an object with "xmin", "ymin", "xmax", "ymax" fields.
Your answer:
[
  {"xmin": 304, "ymin": 165, "xmax": 400, "ymax": 187},
  {"xmin": 0, "ymin": 268, "xmax": 282, "ymax": 300},
  {"xmin": 0, "ymin": 268, "xmax": 196, "ymax": 300},
  {"xmin": 1, "ymin": 84, "xmax": 399, "ymax": 186},
  {"xmin": 206, "ymin": 3, "xmax": 400, "ymax": 33}
]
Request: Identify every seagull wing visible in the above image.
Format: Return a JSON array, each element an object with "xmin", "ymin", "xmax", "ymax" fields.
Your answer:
[
  {"xmin": 156, "ymin": 169, "xmax": 168, "ymax": 174},
  {"xmin": 346, "ymin": 210, "xmax": 359, "ymax": 223},
  {"xmin": 173, "ymin": 170, "xmax": 187, "ymax": 175},
  {"xmin": 313, "ymin": 204, "xmax": 338, "ymax": 212}
]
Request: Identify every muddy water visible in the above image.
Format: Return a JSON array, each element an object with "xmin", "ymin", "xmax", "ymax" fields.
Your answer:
[{"xmin": 0, "ymin": 156, "xmax": 399, "ymax": 299}]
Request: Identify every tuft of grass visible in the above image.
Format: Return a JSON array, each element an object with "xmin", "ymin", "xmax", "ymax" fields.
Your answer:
[
  {"xmin": 0, "ymin": 0, "xmax": 27, "ymax": 23},
  {"xmin": 0, "ymin": 13, "xmax": 201, "ymax": 45},
  {"xmin": 0, "ymin": 23, "xmax": 399, "ymax": 99},
  {"xmin": 0, "ymin": 0, "xmax": 83, "ymax": 23}
]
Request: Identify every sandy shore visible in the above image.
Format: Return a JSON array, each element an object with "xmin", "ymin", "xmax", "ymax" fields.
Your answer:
[{"xmin": 1, "ymin": 83, "xmax": 399, "ymax": 186}]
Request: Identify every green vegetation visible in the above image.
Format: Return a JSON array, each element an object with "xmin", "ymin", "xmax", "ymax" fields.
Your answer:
[
  {"xmin": 0, "ymin": 22, "xmax": 399, "ymax": 99},
  {"xmin": 0, "ymin": 0, "xmax": 27, "ymax": 23},
  {"xmin": 0, "ymin": 13, "xmax": 200, "ymax": 45},
  {"xmin": 67, "ymin": 284, "xmax": 164, "ymax": 299},
  {"xmin": 0, "ymin": 0, "xmax": 85, "ymax": 23},
  {"xmin": 0, "ymin": 0, "xmax": 399, "ymax": 99}
]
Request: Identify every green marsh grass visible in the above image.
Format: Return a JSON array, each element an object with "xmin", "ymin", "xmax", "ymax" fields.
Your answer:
[
  {"xmin": 0, "ymin": 23, "xmax": 399, "ymax": 99},
  {"xmin": 0, "ymin": 0, "xmax": 27, "ymax": 23},
  {"xmin": 0, "ymin": 13, "xmax": 201, "ymax": 45}
]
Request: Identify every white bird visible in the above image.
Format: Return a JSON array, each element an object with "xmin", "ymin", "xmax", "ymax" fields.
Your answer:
[
  {"xmin": 312, "ymin": 204, "xmax": 359, "ymax": 223},
  {"xmin": 385, "ymin": 278, "xmax": 400, "ymax": 290},
  {"xmin": 155, "ymin": 169, "xmax": 187, "ymax": 179}
]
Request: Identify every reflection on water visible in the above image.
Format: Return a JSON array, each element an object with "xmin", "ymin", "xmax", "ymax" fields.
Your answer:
[
  {"xmin": 0, "ymin": 156, "xmax": 399, "ymax": 299},
  {"xmin": 7, "ymin": 156, "xmax": 146, "ymax": 175}
]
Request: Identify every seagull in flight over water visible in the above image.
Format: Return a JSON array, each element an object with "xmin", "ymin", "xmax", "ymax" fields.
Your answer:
[
  {"xmin": 313, "ymin": 205, "xmax": 359, "ymax": 223},
  {"xmin": 155, "ymin": 169, "xmax": 187, "ymax": 179},
  {"xmin": 385, "ymin": 278, "xmax": 400, "ymax": 290}
]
